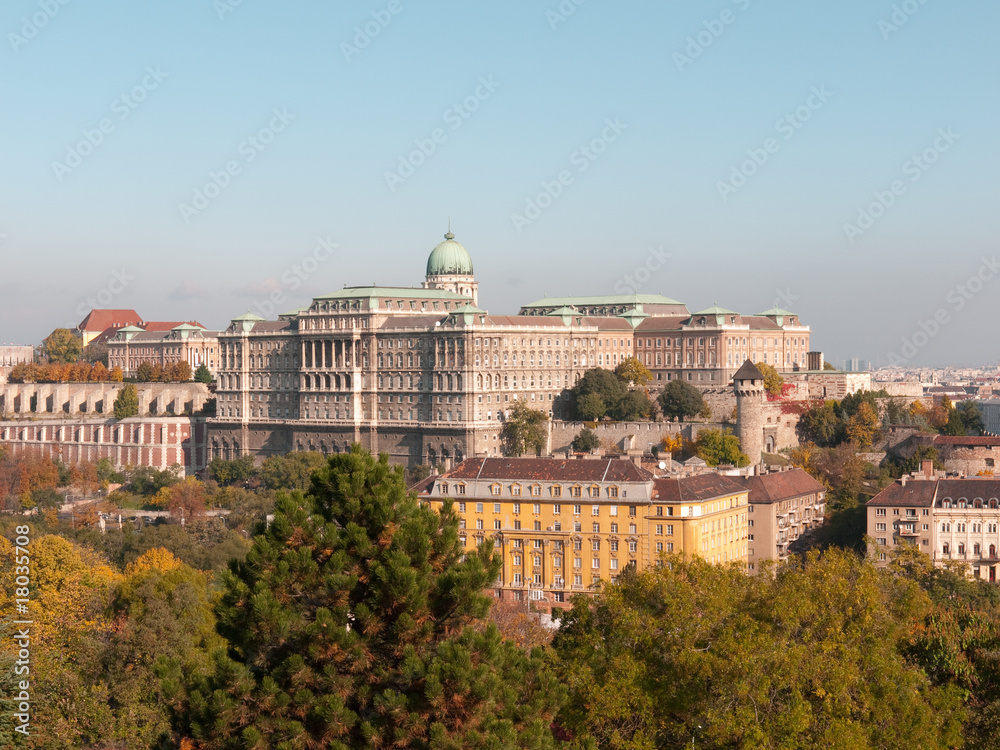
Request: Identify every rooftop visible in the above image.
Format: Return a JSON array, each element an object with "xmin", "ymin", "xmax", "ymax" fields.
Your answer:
[{"xmin": 441, "ymin": 457, "xmax": 653, "ymax": 483}]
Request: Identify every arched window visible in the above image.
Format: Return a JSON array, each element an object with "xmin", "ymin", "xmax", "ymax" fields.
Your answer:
[
  {"xmin": 943, "ymin": 543, "xmax": 950, "ymax": 555},
  {"xmin": 991, "ymin": 544, "xmax": 997, "ymax": 558},
  {"xmin": 959, "ymin": 543, "xmax": 966, "ymax": 555}
]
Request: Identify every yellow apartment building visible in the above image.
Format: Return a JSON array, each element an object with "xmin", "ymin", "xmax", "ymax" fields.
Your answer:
[{"xmin": 418, "ymin": 457, "xmax": 749, "ymax": 609}]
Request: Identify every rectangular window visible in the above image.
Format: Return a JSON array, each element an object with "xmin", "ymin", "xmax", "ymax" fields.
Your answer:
[
  {"xmin": 592, "ymin": 558, "xmax": 600, "ymax": 569},
  {"xmin": 513, "ymin": 503, "xmax": 520, "ymax": 514},
  {"xmin": 609, "ymin": 505, "xmax": 618, "ymax": 516},
  {"xmin": 533, "ymin": 521, "xmax": 541, "ymax": 531},
  {"xmin": 553, "ymin": 504, "xmax": 561, "ymax": 514},
  {"xmin": 592, "ymin": 523, "xmax": 600, "ymax": 533},
  {"xmin": 666, "ymin": 524, "xmax": 674, "ymax": 535},
  {"xmin": 476, "ymin": 519, "xmax": 483, "ymax": 530},
  {"xmin": 514, "ymin": 520, "xmax": 521, "ymax": 530},
  {"xmin": 554, "ymin": 521, "xmax": 562, "ymax": 531},
  {"xmin": 592, "ymin": 505, "xmax": 600, "ymax": 515},
  {"xmin": 876, "ymin": 508, "xmax": 886, "ymax": 517},
  {"xmin": 656, "ymin": 524, "xmax": 663, "ymax": 535},
  {"xmin": 592, "ymin": 540, "xmax": 600, "ymax": 551},
  {"xmin": 476, "ymin": 502, "xmax": 483, "ymax": 513},
  {"xmin": 494, "ymin": 520, "xmax": 501, "ymax": 530},
  {"xmin": 533, "ymin": 503, "xmax": 541, "ymax": 514},
  {"xmin": 574, "ymin": 504, "xmax": 582, "ymax": 515},
  {"xmin": 494, "ymin": 503, "xmax": 501, "ymax": 514},
  {"xmin": 610, "ymin": 522, "xmax": 618, "ymax": 533},
  {"xmin": 876, "ymin": 523, "xmax": 886, "ymax": 532},
  {"xmin": 574, "ymin": 558, "xmax": 582, "ymax": 568},
  {"xmin": 459, "ymin": 502, "xmax": 466, "ymax": 513}
]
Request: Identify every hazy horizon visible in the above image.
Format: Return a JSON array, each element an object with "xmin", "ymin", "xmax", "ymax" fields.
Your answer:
[{"xmin": 2, "ymin": 0, "xmax": 998, "ymax": 369}]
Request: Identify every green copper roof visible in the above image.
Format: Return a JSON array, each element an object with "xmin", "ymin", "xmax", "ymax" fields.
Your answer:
[
  {"xmin": 757, "ymin": 308, "xmax": 797, "ymax": 317},
  {"xmin": 452, "ymin": 303, "xmax": 488, "ymax": 314},
  {"xmin": 232, "ymin": 312, "xmax": 266, "ymax": 322},
  {"xmin": 522, "ymin": 293, "xmax": 684, "ymax": 308},
  {"xmin": 314, "ymin": 286, "xmax": 469, "ymax": 301},
  {"xmin": 546, "ymin": 306, "xmax": 580, "ymax": 316},
  {"xmin": 171, "ymin": 323, "xmax": 202, "ymax": 331},
  {"xmin": 117, "ymin": 325, "xmax": 144, "ymax": 333},
  {"xmin": 426, "ymin": 231, "xmax": 474, "ymax": 276},
  {"xmin": 618, "ymin": 306, "xmax": 651, "ymax": 328},
  {"xmin": 692, "ymin": 304, "xmax": 738, "ymax": 316}
]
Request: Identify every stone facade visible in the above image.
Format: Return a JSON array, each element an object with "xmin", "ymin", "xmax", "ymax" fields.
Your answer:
[
  {"xmin": 416, "ymin": 457, "xmax": 749, "ymax": 611},
  {"xmin": 207, "ymin": 232, "xmax": 815, "ymax": 468},
  {"xmin": 893, "ymin": 434, "xmax": 1000, "ymax": 477},
  {"xmin": 0, "ymin": 416, "xmax": 209, "ymax": 475},
  {"xmin": 0, "ymin": 382, "xmax": 211, "ymax": 419},
  {"xmin": 867, "ymin": 467, "xmax": 1000, "ymax": 581},
  {"xmin": 107, "ymin": 324, "xmax": 219, "ymax": 377},
  {"xmin": 733, "ymin": 468, "xmax": 826, "ymax": 571},
  {"xmin": 734, "ymin": 361, "xmax": 765, "ymax": 465},
  {"xmin": 0, "ymin": 345, "xmax": 32, "ymax": 367}
]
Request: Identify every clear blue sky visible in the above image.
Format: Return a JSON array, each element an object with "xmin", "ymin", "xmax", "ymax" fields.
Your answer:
[{"xmin": 1, "ymin": 0, "xmax": 997, "ymax": 368}]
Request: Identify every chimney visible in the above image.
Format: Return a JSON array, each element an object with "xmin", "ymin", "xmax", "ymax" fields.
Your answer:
[
  {"xmin": 921, "ymin": 459, "xmax": 933, "ymax": 479},
  {"xmin": 901, "ymin": 475, "xmax": 907, "ymax": 487}
]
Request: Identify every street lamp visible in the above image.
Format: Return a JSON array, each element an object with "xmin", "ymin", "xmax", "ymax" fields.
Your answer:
[{"xmin": 692, "ymin": 724, "xmax": 702, "ymax": 749}]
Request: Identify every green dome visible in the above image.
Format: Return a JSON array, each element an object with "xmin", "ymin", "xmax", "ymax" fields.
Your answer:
[{"xmin": 426, "ymin": 231, "xmax": 474, "ymax": 276}]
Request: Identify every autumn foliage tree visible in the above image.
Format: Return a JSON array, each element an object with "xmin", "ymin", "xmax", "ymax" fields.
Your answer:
[{"xmin": 164, "ymin": 446, "xmax": 565, "ymax": 748}]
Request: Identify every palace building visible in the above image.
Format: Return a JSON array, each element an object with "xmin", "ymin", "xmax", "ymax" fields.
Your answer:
[{"xmin": 207, "ymin": 231, "xmax": 812, "ymax": 467}]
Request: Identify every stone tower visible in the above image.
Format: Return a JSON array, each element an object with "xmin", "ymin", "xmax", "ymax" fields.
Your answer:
[{"xmin": 733, "ymin": 359, "xmax": 765, "ymax": 466}]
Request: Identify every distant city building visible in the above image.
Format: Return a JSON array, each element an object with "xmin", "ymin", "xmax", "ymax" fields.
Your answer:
[
  {"xmin": 975, "ymin": 400, "xmax": 1000, "ymax": 435},
  {"xmin": 208, "ymin": 231, "xmax": 815, "ymax": 467},
  {"xmin": 0, "ymin": 345, "xmax": 33, "ymax": 367}
]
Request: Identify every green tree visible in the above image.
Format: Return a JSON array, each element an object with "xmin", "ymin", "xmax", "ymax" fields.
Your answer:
[
  {"xmin": 617, "ymin": 390, "xmax": 653, "ymax": 421},
  {"xmin": 956, "ymin": 400, "xmax": 984, "ymax": 436},
  {"xmin": 798, "ymin": 400, "xmax": 846, "ymax": 446},
  {"xmin": 208, "ymin": 455, "xmax": 258, "ymax": 487},
  {"xmin": 194, "ymin": 363, "xmax": 213, "ymax": 384},
  {"xmin": 501, "ymin": 401, "xmax": 549, "ymax": 457},
  {"xmin": 163, "ymin": 446, "xmax": 565, "ymax": 748},
  {"xmin": 576, "ymin": 392, "xmax": 607, "ymax": 421},
  {"xmin": 615, "ymin": 356, "xmax": 653, "ymax": 386},
  {"xmin": 754, "ymin": 360, "xmax": 784, "ymax": 397},
  {"xmin": 572, "ymin": 427, "xmax": 601, "ymax": 453},
  {"xmin": 42, "ymin": 327, "xmax": 82, "ymax": 363},
  {"xmin": 571, "ymin": 368, "xmax": 628, "ymax": 420},
  {"xmin": 694, "ymin": 427, "xmax": 749, "ymax": 467},
  {"xmin": 657, "ymin": 379, "xmax": 706, "ymax": 422},
  {"xmin": 823, "ymin": 361, "xmax": 836, "ymax": 370},
  {"xmin": 553, "ymin": 550, "xmax": 965, "ymax": 750},
  {"xmin": 258, "ymin": 451, "xmax": 327, "ymax": 491},
  {"xmin": 113, "ymin": 383, "xmax": 140, "ymax": 419},
  {"xmin": 135, "ymin": 361, "xmax": 155, "ymax": 382}
]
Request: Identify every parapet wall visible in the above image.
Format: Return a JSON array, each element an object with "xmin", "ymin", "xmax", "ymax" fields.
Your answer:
[{"xmin": 0, "ymin": 382, "xmax": 210, "ymax": 419}]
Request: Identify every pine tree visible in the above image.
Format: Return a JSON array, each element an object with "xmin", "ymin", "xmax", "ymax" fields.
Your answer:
[
  {"xmin": 194, "ymin": 363, "xmax": 213, "ymax": 384},
  {"xmin": 113, "ymin": 383, "xmax": 139, "ymax": 419},
  {"xmin": 164, "ymin": 446, "xmax": 564, "ymax": 749}
]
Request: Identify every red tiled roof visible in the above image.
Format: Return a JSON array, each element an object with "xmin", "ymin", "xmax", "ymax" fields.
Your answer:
[
  {"xmin": 442, "ymin": 457, "xmax": 652, "ymax": 483},
  {"xmin": 408, "ymin": 475, "xmax": 437, "ymax": 494},
  {"xmin": 142, "ymin": 321, "xmax": 205, "ymax": 331},
  {"xmin": 635, "ymin": 316, "xmax": 686, "ymax": 332},
  {"xmin": 734, "ymin": 469, "xmax": 826, "ymax": 505},
  {"xmin": 653, "ymin": 473, "xmax": 747, "ymax": 504},
  {"xmin": 932, "ymin": 436, "xmax": 1000, "ymax": 447},
  {"xmin": 867, "ymin": 479, "xmax": 938, "ymax": 507},
  {"xmin": 77, "ymin": 309, "xmax": 142, "ymax": 332}
]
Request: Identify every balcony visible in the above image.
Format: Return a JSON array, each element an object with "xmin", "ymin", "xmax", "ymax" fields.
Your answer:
[
  {"xmin": 572, "ymin": 584, "xmax": 585, "ymax": 590},
  {"xmin": 896, "ymin": 527, "xmax": 919, "ymax": 537}
]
